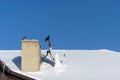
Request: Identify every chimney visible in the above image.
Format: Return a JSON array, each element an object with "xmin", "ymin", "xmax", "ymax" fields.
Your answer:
[{"xmin": 21, "ymin": 40, "xmax": 41, "ymax": 72}]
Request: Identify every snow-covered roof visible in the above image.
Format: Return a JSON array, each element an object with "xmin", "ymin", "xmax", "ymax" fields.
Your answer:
[{"xmin": 0, "ymin": 49, "xmax": 120, "ymax": 80}]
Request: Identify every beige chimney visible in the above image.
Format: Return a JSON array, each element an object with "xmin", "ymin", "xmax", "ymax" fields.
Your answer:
[{"xmin": 21, "ymin": 40, "xmax": 41, "ymax": 72}]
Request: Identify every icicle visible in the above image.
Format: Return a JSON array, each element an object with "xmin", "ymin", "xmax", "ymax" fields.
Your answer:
[
  {"xmin": 0, "ymin": 62, "xmax": 8, "ymax": 80},
  {"xmin": 2, "ymin": 63, "xmax": 6, "ymax": 74}
]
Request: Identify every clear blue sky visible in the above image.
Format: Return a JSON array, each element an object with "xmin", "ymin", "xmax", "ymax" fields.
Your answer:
[{"xmin": 0, "ymin": 0, "xmax": 120, "ymax": 51}]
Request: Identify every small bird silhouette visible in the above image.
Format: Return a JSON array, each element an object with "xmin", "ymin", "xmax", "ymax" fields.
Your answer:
[{"xmin": 22, "ymin": 36, "xmax": 26, "ymax": 40}]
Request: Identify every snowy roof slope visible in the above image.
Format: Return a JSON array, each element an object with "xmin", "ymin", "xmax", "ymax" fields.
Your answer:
[{"xmin": 0, "ymin": 49, "xmax": 120, "ymax": 80}]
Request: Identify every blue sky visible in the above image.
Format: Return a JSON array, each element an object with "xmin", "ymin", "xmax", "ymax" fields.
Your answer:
[{"xmin": 0, "ymin": 0, "xmax": 120, "ymax": 51}]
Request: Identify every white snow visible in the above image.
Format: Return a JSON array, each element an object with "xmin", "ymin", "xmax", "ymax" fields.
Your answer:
[
  {"xmin": 54, "ymin": 54, "xmax": 61, "ymax": 68},
  {"xmin": 0, "ymin": 49, "xmax": 120, "ymax": 80}
]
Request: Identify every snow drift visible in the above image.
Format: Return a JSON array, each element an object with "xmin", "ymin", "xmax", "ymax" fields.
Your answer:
[{"xmin": 0, "ymin": 49, "xmax": 120, "ymax": 80}]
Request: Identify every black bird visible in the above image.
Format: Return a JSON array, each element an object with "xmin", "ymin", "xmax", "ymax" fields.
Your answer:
[{"xmin": 22, "ymin": 36, "xmax": 26, "ymax": 40}]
